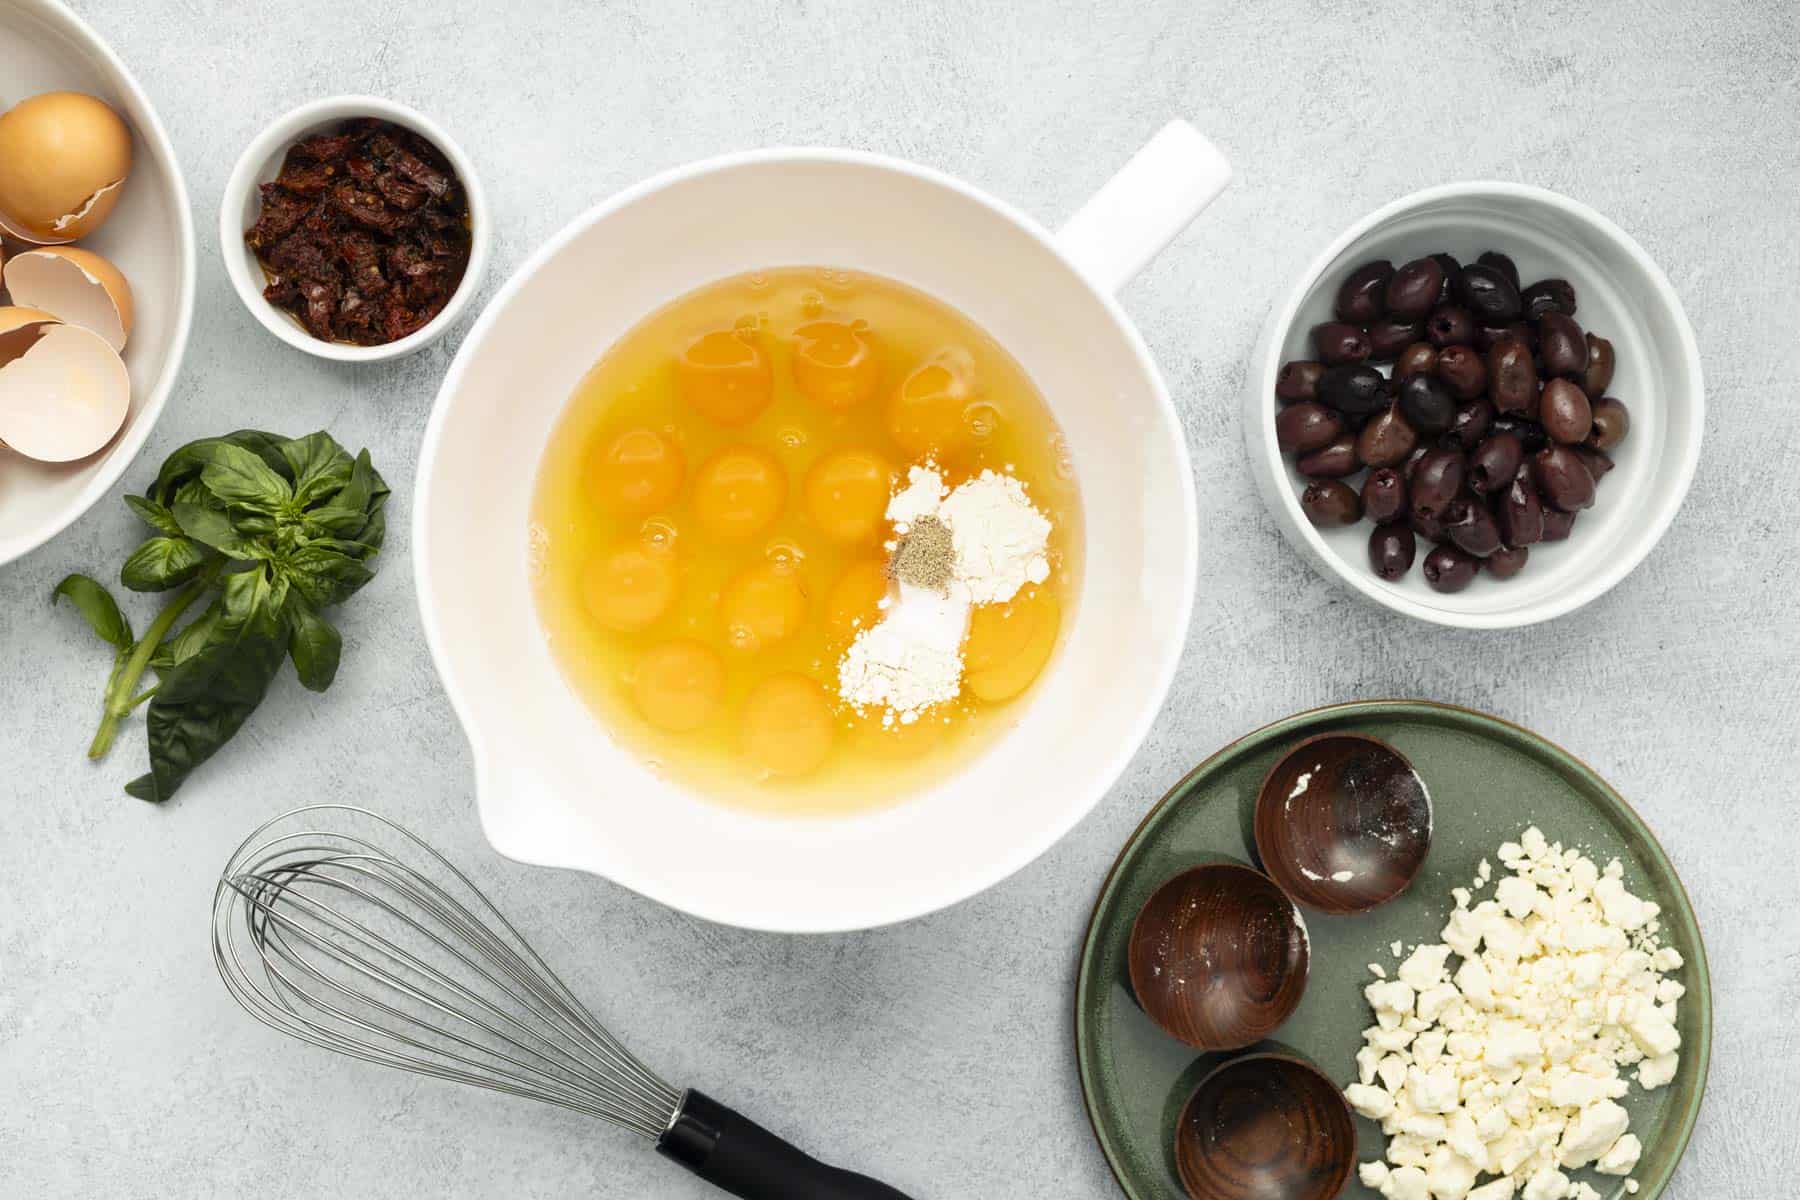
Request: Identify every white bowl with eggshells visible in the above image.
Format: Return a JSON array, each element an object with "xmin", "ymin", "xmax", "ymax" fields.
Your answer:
[
  {"xmin": 417, "ymin": 124, "xmax": 1232, "ymax": 932},
  {"xmin": 1244, "ymin": 182, "xmax": 1704, "ymax": 629},
  {"xmin": 0, "ymin": 0, "xmax": 195, "ymax": 567},
  {"xmin": 218, "ymin": 94, "xmax": 491, "ymax": 364}
]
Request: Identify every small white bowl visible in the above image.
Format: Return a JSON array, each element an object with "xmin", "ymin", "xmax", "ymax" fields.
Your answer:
[
  {"xmin": 218, "ymin": 95, "xmax": 491, "ymax": 363},
  {"xmin": 1245, "ymin": 182, "xmax": 1703, "ymax": 629}
]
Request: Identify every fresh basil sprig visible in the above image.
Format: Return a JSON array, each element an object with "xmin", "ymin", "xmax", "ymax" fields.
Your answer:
[{"xmin": 54, "ymin": 430, "xmax": 388, "ymax": 802}]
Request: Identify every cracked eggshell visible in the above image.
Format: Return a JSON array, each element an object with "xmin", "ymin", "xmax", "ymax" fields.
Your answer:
[
  {"xmin": 0, "ymin": 92, "xmax": 133, "ymax": 245},
  {"xmin": 0, "ymin": 306, "xmax": 62, "ymax": 365},
  {"xmin": 0, "ymin": 321, "xmax": 130, "ymax": 462},
  {"xmin": 3, "ymin": 247, "xmax": 135, "ymax": 352}
]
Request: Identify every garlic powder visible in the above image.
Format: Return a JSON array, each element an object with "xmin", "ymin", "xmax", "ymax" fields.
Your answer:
[{"xmin": 836, "ymin": 464, "xmax": 1054, "ymax": 723}]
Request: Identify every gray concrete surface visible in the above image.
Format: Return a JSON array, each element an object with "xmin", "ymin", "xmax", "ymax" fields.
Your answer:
[{"xmin": 4, "ymin": 0, "xmax": 1796, "ymax": 1195}]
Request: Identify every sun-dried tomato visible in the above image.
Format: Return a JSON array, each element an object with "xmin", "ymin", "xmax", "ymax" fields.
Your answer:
[{"xmin": 245, "ymin": 119, "xmax": 472, "ymax": 346}]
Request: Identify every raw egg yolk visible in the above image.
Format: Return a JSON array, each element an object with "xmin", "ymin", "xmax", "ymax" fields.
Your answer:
[
  {"xmin": 582, "ymin": 543, "xmax": 679, "ymax": 632},
  {"xmin": 678, "ymin": 330, "xmax": 772, "ymax": 427},
  {"xmin": 691, "ymin": 446, "xmax": 787, "ymax": 540},
  {"xmin": 792, "ymin": 320, "xmax": 878, "ymax": 412},
  {"xmin": 825, "ymin": 559, "xmax": 891, "ymax": 639},
  {"xmin": 721, "ymin": 561, "xmax": 808, "ymax": 651},
  {"xmin": 740, "ymin": 674, "xmax": 836, "ymax": 777},
  {"xmin": 964, "ymin": 589, "xmax": 1061, "ymax": 703},
  {"xmin": 850, "ymin": 711, "xmax": 946, "ymax": 759},
  {"xmin": 631, "ymin": 639, "xmax": 726, "ymax": 733},
  {"xmin": 803, "ymin": 449, "xmax": 892, "ymax": 543},
  {"xmin": 588, "ymin": 427, "xmax": 684, "ymax": 514},
  {"xmin": 886, "ymin": 351, "xmax": 974, "ymax": 459}
]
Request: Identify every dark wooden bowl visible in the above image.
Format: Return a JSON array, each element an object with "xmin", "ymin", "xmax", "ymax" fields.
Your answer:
[
  {"xmin": 1126, "ymin": 863, "xmax": 1309, "ymax": 1051},
  {"xmin": 1175, "ymin": 1052, "xmax": 1356, "ymax": 1200},
  {"xmin": 1253, "ymin": 732, "xmax": 1432, "ymax": 914}
]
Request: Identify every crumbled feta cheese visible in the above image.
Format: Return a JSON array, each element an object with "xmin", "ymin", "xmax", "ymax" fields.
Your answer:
[{"xmin": 1343, "ymin": 827, "xmax": 1685, "ymax": 1199}]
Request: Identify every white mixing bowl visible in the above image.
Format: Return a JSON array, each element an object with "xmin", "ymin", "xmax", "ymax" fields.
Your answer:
[
  {"xmin": 415, "ymin": 123, "xmax": 1230, "ymax": 932},
  {"xmin": 0, "ymin": 0, "xmax": 195, "ymax": 566}
]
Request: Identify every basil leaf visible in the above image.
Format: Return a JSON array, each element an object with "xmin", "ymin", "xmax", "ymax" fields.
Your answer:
[
  {"xmin": 172, "ymin": 495, "xmax": 262, "ymax": 559},
  {"xmin": 124, "ymin": 494, "xmax": 184, "ymax": 537},
  {"xmin": 285, "ymin": 595, "xmax": 342, "ymax": 691},
  {"xmin": 149, "ymin": 432, "xmax": 287, "ymax": 505},
  {"xmin": 201, "ymin": 442, "xmax": 294, "ymax": 512},
  {"xmin": 52, "ymin": 574, "xmax": 133, "ymax": 648},
  {"xmin": 301, "ymin": 502, "xmax": 375, "ymax": 540},
  {"xmin": 127, "ymin": 571, "xmax": 286, "ymax": 802},
  {"xmin": 282, "ymin": 544, "xmax": 376, "ymax": 608},
  {"xmin": 279, "ymin": 432, "xmax": 355, "ymax": 507},
  {"xmin": 120, "ymin": 536, "xmax": 206, "ymax": 593},
  {"xmin": 152, "ymin": 599, "xmax": 223, "ymax": 671}
]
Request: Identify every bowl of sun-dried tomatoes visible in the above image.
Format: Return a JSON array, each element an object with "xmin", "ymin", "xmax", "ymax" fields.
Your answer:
[{"xmin": 221, "ymin": 95, "xmax": 491, "ymax": 362}]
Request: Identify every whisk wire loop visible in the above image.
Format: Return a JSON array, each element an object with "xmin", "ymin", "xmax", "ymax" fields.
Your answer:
[{"xmin": 212, "ymin": 806, "xmax": 682, "ymax": 1139}]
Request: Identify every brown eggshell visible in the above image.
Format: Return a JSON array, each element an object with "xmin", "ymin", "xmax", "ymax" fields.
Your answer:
[
  {"xmin": 0, "ymin": 92, "xmax": 133, "ymax": 244},
  {"xmin": 3, "ymin": 246, "xmax": 135, "ymax": 352},
  {"xmin": 0, "ymin": 322, "xmax": 130, "ymax": 461}
]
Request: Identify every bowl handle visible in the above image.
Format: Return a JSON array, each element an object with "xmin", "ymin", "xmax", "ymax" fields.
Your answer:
[{"xmin": 1055, "ymin": 119, "xmax": 1232, "ymax": 295}]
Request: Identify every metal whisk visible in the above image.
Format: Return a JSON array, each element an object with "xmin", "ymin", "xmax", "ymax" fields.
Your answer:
[{"xmin": 213, "ymin": 805, "xmax": 913, "ymax": 1199}]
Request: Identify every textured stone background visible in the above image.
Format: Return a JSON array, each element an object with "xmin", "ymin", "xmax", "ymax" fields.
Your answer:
[{"xmin": 3, "ymin": 0, "xmax": 1795, "ymax": 1195}]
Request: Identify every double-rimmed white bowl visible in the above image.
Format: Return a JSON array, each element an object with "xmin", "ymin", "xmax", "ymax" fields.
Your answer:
[
  {"xmin": 1246, "ymin": 183, "xmax": 1704, "ymax": 629},
  {"xmin": 0, "ymin": 0, "xmax": 194, "ymax": 567},
  {"xmin": 416, "ymin": 123, "xmax": 1229, "ymax": 932}
]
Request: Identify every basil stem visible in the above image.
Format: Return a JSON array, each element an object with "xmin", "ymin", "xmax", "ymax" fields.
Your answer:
[{"xmin": 87, "ymin": 562, "xmax": 219, "ymax": 760}]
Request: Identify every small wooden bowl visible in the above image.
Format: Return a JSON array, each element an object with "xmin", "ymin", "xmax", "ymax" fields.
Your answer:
[
  {"xmin": 1127, "ymin": 863, "xmax": 1309, "ymax": 1050},
  {"xmin": 1175, "ymin": 1052, "xmax": 1356, "ymax": 1200},
  {"xmin": 1253, "ymin": 732, "xmax": 1432, "ymax": 913}
]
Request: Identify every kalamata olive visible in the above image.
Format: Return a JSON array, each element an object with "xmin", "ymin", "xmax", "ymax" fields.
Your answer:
[
  {"xmin": 1540, "ymin": 379, "xmax": 1594, "ymax": 444},
  {"xmin": 1301, "ymin": 480, "xmax": 1362, "ymax": 527},
  {"xmin": 1367, "ymin": 319, "xmax": 1423, "ymax": 362},
  {"xmin": 1422, "ymin": 545, "xmax": 1479, "ymax": 593},
  {"xmin": 1583, "ymin": 334, "xmax": 1616, "ymax": 398},
  {"xmin": 1445, "ymin": 498, "xmax": 1503, "ymax": 557},
  {"xmin": 1410, "ymin": 447, "xmax": 1467, "ymax": 515},
  {"xmin": 1356, "ymin": 403, "xmax": 1419, "ymax": 468},
  {"xmin": 1446, "ymin": 398, "xmax": 1495, "ymax": 448},
  {"xmin": 1468, "ymin": 431, "xmax": 1523, "ymax": 494},
  {"xmin": 1410, "ymin": 503, "xmax": 1448, "ymax": 544},
  {"xmin": 1396, "ymin": 373, "xmax": 1456, "ymax": 437},
  {"xmin": 1429, "ymin": 253, "xmax": 1461, "ymax": 302},
  {"xmin": 1457, "ymin": 263, "xmax": 1523, "ymax": 322},
  {"xmin": 1531, "ymin": 445, "xmax": 1597, "ymax": 511},
  {"xmin": 1403, "ymin": 444, "xmax": 1431, "ymax": 484},
  {"xmin": 1486, "ymin": 545, "xmax": 1530, "ymax": 579},
  {"xmin": 1276, "ymin": 360, "xmax": 1326, "ymax": 403},
  {"xmin": 1425, "ymin": 304, "xmax": 1474, "ymax": 348},
  {"xmin": 1577, "ymin": 447, "xmax": 1615, "ymax": 483},
  {"xmin": 1520, "ymin": 277, "xmax": 1577, "ymax": 320},
  {"xmin": 1298, "ymin": 435, "xmax": 1361, "ymax": 479},
  {"xmin": 1474, "ymin": 322, "xmax": 1513, "ymax": 351},
  {"xmin": 1587, "ymin": 395, "xmax": 1630, "ymax": 450},
  {"xmin": 1435, "ymin": 344, "xmax": 1488, "ymax": 400},
  {"xmin": 1335, "ymin": 260, "xmax": 1393, "ymax": 323},
  {"xmin": 1362, "ymin": 467, "xmax": 1408, "ymax": 524},
  {"xmin": 1497, "ymin": 475, "xmax": 1544, "ymax": 546},
  {"xmin": 1487, "ymin": 336, "xmax": 1539, "ymax": 414},
  {"xmin": 1368, "ymin": 524, "xmax": 1417, "ymax": 581},
  {"xmin": 1275, "ymin": 401, "xmax": 1343, "ymax": 454},
  {"xmin": 1477, "ymin": 251, "xmax": 1521, "ymax": 291},
  {"xmin": 1386, "ymin": 257, "xmax": 1446, "ymax": 321},
  {"xmin": 1489, "ymin": 414, "xmax": 1549, "ymax": 453},
  {"xmin": 1395, "ymin": 342, "xmax": 1439, "ymax": 380},
  {"xmin": 1318, "ymin": 364, "xmax": 1388, "ymax": 417},
  {"xmin": 1537, "ymin": 311, "xmax": 1587, "ymax": 378},
  {"xmin": 1312, "ymin": 321, "xmax": 1372, "ymax": 365},
  {"xmin": 1541, "ymin": 508, "xmax": 1577, "ymax": 541}
]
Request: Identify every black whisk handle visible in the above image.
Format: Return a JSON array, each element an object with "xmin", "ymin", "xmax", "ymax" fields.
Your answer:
[{"xmin": 657, "ymin": 1089, "xmax": 917, "ymax": 1199}]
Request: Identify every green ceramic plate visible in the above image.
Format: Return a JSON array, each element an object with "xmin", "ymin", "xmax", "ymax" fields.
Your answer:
[{"xmin": 1075, "ymin": 701, "xmax": 1711, "ymax": 1200}]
